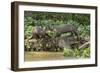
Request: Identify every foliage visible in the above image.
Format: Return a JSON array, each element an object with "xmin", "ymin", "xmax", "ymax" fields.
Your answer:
[
  {"xmin": 24, "ymin": 11, "xmax": 90, "ymax": 38},
  {"xmin": 63, "ymin": 48, "xmax": 90, "ymax": 58},
  {"xmin": 63, "ymin": 48, "xmax": 74, "ymax": 57}
]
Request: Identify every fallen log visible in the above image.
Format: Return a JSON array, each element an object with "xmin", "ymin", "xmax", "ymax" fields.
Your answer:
[{"xmin": 79, "ymin": 41, "xmax": 90, "ymax": 49}]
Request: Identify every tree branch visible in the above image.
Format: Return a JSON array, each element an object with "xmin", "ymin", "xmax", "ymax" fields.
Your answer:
[{"xmin": 79, "ymin": 41, "xmax": 90, "ymax": 49}]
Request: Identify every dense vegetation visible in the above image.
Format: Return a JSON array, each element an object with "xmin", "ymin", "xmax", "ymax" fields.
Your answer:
[{"xmin": 24, "ymin": 11, "xmax": 90, "ymax": 58}]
